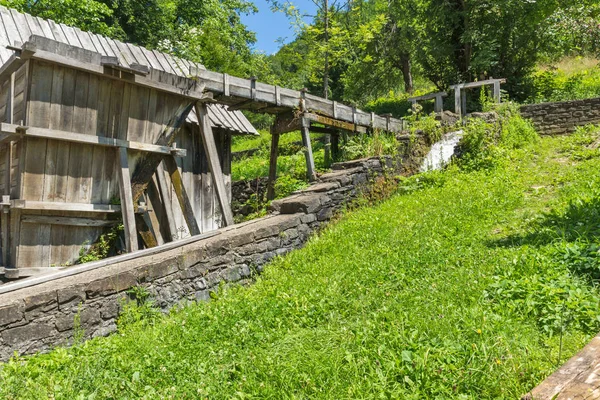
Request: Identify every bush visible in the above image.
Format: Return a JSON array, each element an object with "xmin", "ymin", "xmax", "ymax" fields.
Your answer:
[
  {"xmin": 529, "ymin": 67, "xmax": 600, "ymax": 103},
  {"xmin": 341, "ymin": 130, "xmax": 398, "ymax": 160},
  {"xmin": 455, "ymin": 103, "xmax": 539, "ymax": 171}
]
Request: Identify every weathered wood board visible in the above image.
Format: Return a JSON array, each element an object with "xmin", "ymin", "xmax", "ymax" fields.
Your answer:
[{"xmin": 0, "ymin": 58, "xmax": 234, "ymax": 270}]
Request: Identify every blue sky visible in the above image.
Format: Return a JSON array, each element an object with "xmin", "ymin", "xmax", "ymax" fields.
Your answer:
[{"xmin": 240, "ymin": 0, "xmax": 318, "ymax": 55}]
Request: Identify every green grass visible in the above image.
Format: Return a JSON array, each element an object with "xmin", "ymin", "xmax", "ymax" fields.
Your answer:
[
  {"xmin": 3, "ymin": 132, "xmax": 600, "ymax": 398},
  {"xmin": 232, "ymin": 131, "xmax": 327, "ymax": 181},
  {"xmin": 530, "ymin": 57, "xmax": 600, "ymax": 103}
]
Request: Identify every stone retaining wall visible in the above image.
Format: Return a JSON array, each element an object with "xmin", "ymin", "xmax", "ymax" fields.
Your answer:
[
  {"xmin": 231, "ymin": 177, "xmax": 269, "ymax": 216},
  {"xmin": 520, "ymin": 97, "xmax": 600, "ymax": 135},
  {"xmin": 0, "ymin": 156, "xmax": 393, "ymax": 361}
]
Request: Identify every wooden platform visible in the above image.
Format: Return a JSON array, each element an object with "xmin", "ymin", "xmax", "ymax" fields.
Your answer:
[{"xmin": 524, "ymin": 333, "xmax": 600, "ymax": 399}]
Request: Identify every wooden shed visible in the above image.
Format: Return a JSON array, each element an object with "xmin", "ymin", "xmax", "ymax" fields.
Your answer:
[{"xmin": 0, "ymin": 7, "xmax": 258, "ymax": 277}]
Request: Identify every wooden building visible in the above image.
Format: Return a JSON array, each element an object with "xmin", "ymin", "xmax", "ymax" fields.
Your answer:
[
  {"xmin": 0, "ymin": 7, "xmax": 406, "ymax": 279},
  {"xmin": 0, "ymin": 7, "xmax": 259, "ymax": 277}
]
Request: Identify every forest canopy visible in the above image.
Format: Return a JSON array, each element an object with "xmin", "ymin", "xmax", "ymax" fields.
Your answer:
[{"xmin": 3, "ymin": 0, "xmax": 599, "ymax": 109}]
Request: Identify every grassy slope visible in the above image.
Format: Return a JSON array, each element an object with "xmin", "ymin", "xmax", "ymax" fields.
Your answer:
[
  {"xmin": 231, "ymin": 131, "xmax": 326, "ymax": 181},
  {"xmin": 2, "ymin": 134, "xmax": 600, "ymax": 398}
]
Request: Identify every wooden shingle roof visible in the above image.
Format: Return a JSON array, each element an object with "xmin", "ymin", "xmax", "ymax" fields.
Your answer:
[{"xmin": 0, "ymin": 6, "xmax": 258, "ymax": 136}]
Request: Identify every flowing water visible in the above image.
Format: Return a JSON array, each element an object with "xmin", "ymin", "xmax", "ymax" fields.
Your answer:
[{"xmin": 420, "ymin": 130, "xmax": 464, "ymax": 172}]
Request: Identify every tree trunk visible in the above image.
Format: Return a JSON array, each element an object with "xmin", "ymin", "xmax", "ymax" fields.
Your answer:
[
  {"xmin": 323, "ymin": 0, "xmax": 329, "ymax": 99},
  {"xmin": 400, "ymin": 52, "xmax": 413, "ymax": 94}
]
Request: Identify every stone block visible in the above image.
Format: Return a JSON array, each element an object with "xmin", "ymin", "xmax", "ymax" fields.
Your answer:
[
  {"xmin": 253, "ymin": 221, "xmax": 280, "ymax": 240},
  {"xmin": 331, "ymin": 159, "xmax": 368, "ymax": 170},
  {"xmin": 100, "ymin": 301, "xmax": 120, "ymax": 320},
  {"xmin": 2, "ymin": 323, "xmax": 55, "ymax": 345},
  {"xmin": 24, "ymin": 291, "xmax": 57, "ymax": 312},
  {"xmin": 271, "ymin": 193, "xmax": 327, "ymax": 214},
  {"xmin": 204, "ymin": 237, "xmax": 230, "ymax": 258},
  {"xmin": 227, "ymin": 230, "xmax": 254, "ymax": 247},
  {"xmin": 85, "ymin": 272, "xmax": 137, "ymax": 298},
  {"xmin": 92, "ymin": 322, "xmax": 117, "ymax": 338},
  {"xmin": 203, "ymin": 253, "xmax": 234, "ymax": 269},
  {"xmin": 178, "ymin": 246, "xmax": 206, "ymax": 267},
  {"xmin": 58, "ymin": 285, "xmax": 86, "ymax": 308},
  {"xmin": 299, "ymin": 182, "xmax": 340, "ymax": 193},
  {"xmin": 300, "ymin": 213, "xmax": 317, "ymax": 224},
  {"xmin": 0, "ymin": 301, "xmax": 24, "ymax": 328},
  {"xmin": 179, "ymin": 264, "xmax": 208, "ymax": 280},
  {"xmin": 352, "ymin": 173, "xmax": 368, "ymax": 185},
  {"xmin": 317, "ymin": 207, "xmax": 333, "ymax": 221},
  {"xmin": 143, "ymin": 259, "xmax": 179, "ymax": 281}
]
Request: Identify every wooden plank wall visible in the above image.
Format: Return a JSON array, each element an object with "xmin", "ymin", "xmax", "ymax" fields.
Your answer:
[
  {"xmin": 0, "ymin": 62, "xmax": 28, "ymax": 267},
  {"xmin": 160, "ymin": 124, "xmax": 232, "ymax": 239},
  {"xmin": 7, "ymin": 60, "xmax": 201, "ymax": 268}
]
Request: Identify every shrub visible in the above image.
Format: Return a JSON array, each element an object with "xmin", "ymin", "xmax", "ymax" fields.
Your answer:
[
  {"xmin": 341, "ymin": 130, "xmax": 398, "ymax": 160},
  {"xmin": 529, "ymin": 66, "xmax": 600, "ymax": 103},
  {"xmin": 455, "ymin": 103, "xmax": 539, "ymax": 171}
]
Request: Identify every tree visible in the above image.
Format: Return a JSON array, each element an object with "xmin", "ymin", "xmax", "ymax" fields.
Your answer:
[
  {"xmin": 4, "ymin": 0, "xmax": 259, "ymax": 76},
  {"xmin": 2, "ymin": 0, "xmax": 122, "ymax": 38}
]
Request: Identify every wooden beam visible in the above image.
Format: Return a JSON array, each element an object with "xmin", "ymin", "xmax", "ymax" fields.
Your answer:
[
  {"xmin": 271, "ymin": 112, "xmax": 302, "ymax": 135},
  {"xmin": 454, "ymin": 87, "xmax": 462, "ymax": 117},
  {"xmin": 408, "ymin": 91, "xmax": 448, "ymax": 102},
  {"xmin": 450, "ymin": 78, "xmax": 506, "ymax": 90},
  {"xmin": 434, "ymin": 95, "xmax": 444, "ymax": 113},
  {"xmin": 21, "ymin": 215, "xmax": 117, "ymax": 227},
  {"xmin": 307, "ymin": 126, "xmax": 341, "ymax": 135},
  {"xmin": 0, "ymin": 53, "xmax": 27, "ymax": 89},
  {"xmin": 10, "ymin": 200, "xmax": 122, "ymax": 213},
  {"xmin": 129, "ymin": 103, "xmax": 194, "ymax": 205},
  {"xmin": 4, "ymin": 267, "xmax": 57, "ymax": 279},
  {"xmin": 116, "ymin": 147, "xmax": 138, "ymax": 252},
  {"xmin": 135, "ymin": 213, "xmax": 159, "ymax": 248},
  {"xmin": 196, "ymin": 103, "xmax": 234, "ymax": 227},
  {"xmin": 493, "ymin": 80, "xmax": 501, "ymax": 103},
  {"xmin": 1, "ymin": 73, "xmax": 14, "ymax": 268},
  {"xmin": 144, "ymin": 183, "xmax": 165, "ymax": 246},
  {"xmin": 267, "ymin": 125, "xmax": 280, "ymax": 201},
  {"xmin": 301, "ymin": 116, "xmax": 317, "ymax": 182},
  {"xmin": 0, "ymin": 123, "xmax": 187, "ymax": 156},
  {"xmin": 331, "ymin": 132, "xmax": 340, "ymax": 162},
  {"xmin": 304, "ymin": 113, "xmax": 367, "ymax": 134},
  {"xmin": 154, "ymin": 164, "xmax": 178, "ymax": 241},
  {"xmin": 162, "ymin": 156, "xmax": 201, "ymax": 236},
  {"xmin": 21, "ymin": 37, "xmax": 210, "ymax": 102}
]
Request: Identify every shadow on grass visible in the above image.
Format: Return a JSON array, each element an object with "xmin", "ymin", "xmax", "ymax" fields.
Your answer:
[{"xmin": 489, "ymin": 194, "xmax": 600, "ymax": 249}]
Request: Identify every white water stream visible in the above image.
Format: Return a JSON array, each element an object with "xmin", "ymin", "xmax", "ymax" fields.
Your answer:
[{"xmin": 420, "ymin": 130, "xmax": 464, "ymax": 172}]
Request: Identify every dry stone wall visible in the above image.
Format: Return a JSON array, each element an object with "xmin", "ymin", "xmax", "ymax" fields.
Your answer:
[
  {"xmin": 0, "ymin": 156, "xmax": 394, "ymax": 361},
  {"xmin": 520, "ymin": 97, "xmax": 600, "ymax": 135}
]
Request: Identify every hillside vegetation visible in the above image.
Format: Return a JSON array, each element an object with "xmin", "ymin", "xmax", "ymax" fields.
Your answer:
[{"xmin": 3, "ymin": 121, "xmax": 600, "ymax": 398}]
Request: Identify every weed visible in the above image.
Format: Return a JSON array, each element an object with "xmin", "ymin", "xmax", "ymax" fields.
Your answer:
[
  {"xmin": 3, "ymin": 134, "xmax": 600, "ymax": 399},
  {"xmin": 77, "ymin": 223, "xmax": 123, "ymax": 264},
  {"xmin": 117, "ymin": 286, "xmax": 161, "ymax": 331}
]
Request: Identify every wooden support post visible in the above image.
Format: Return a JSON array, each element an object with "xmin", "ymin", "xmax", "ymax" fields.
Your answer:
[
  {"xmin": 301, "ymin": 116, "xmax": 317, "ymax": 182},
  {"xmin": 493, "ymin": 80, "xmax": 501, "ymax": 103},
  {"xmin": 195, "ymin": 102, "xmax": 234, "ymax": 226},
  {"xmin": 2, "ymin": 72, "xmax": 14, "ymax": 267},
  {"xmin": 454, "ymin": 87, "xmax": 462, "ymax": 116},
  {"xmin": 410, "ymin": 99, "xmax": 417, "ymax": 111},
  {"xmin": 266, "ymin": 125, "xmax": 280, "ymax": 201},
  {"xmin": 155, "ymin": 164, "xmax": 178, "ymax": 240},
  {"xmin": 434, "ymin": 95, "xmax": 444, "ymax": 113},
  {"xmin": 331, "ymin": 132, "xmax": 340, "ymax": 162},
  {"xmin": 461, "ymin": 90, "xmax": 467, "ymax": 116},
  {"xmin": 163, "ymin": 156, "xmax": 201, "ymax": 236},
  {"xmin": 324, "ymin": 133, "xmax": 331, "ymax": 168},
  {"xmin": 116, "ymin": 147, "xmax": 138, "ymax": 253}
]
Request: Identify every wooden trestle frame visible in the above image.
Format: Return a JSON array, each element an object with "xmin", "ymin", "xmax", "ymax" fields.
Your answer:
[{"xmin": 0, "ymin": 26, "xmax": 408, "ymax": 278}]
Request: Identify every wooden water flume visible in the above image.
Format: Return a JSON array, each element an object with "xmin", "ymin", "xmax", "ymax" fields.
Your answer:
[{"xmin": 0, "ymin": 5, "xmax": 409, "ymax": 281}]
